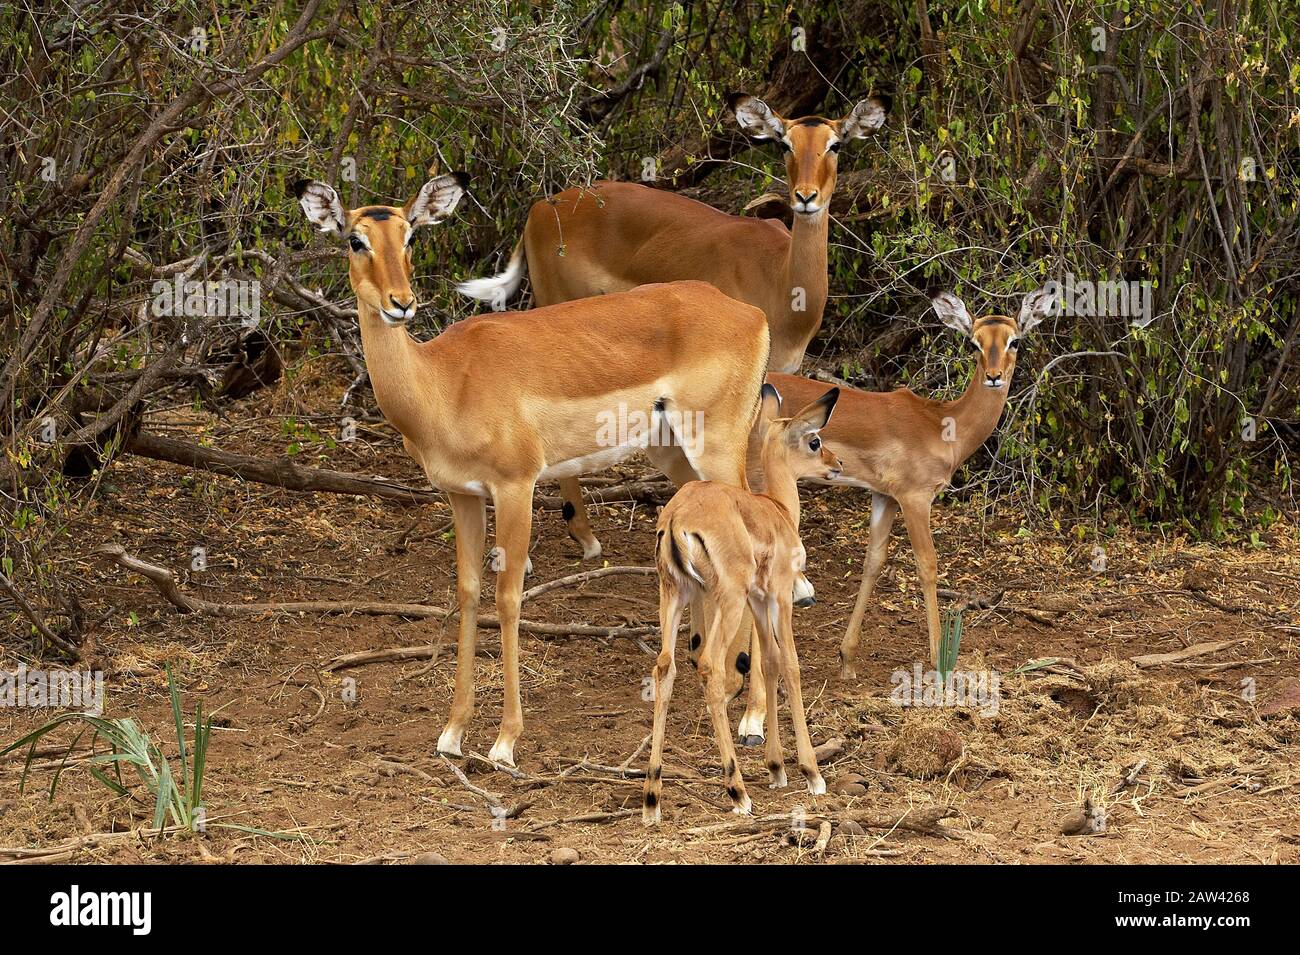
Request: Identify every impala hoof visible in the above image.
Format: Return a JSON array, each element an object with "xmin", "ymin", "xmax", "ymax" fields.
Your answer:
[
  {"xmin": 793, "ymin": 596, "xmax": 816, "ymax": 608},
  {"xmin": 436, "ymin": 727, "xmax": 464, "ymax": 758},
  {"xmin": 487, "ymin": 739, "xmax": 516, "ymax": 767},
  {"xmin": 737, "ymin": 710, "xmax": 765, "ymax": 747},
  {"xmin": 582, "ymin": 540, "xmax": 603, "ymax": 560},
  {"xmin": 807, "ymin": 775, "xmax": 827, "ymax": 797}
]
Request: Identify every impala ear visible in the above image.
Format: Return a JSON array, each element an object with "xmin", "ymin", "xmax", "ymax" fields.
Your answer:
[
  {"xmin": 294, "ymin": 179, "xmax": 346, "ymax": 234},
  {"xmin": 1018, "ymin": 284, "xmax": 1059, "ymax": 335},
  {"xmin": 932, "ymin": 291, "xmax": 974, "ymax": 338},
  {"xmin": 405, "ymin": 171, "xmax": 470, "ymax": 229},
  {"xmin": 838, "ymin": 96, "xmax": 889, "ymax": 140},
  {"xmin": 791, "ymin": 387, "xmax": 839, "ymax": 434},
  {"xmin": 728, "ymin": 93, "xmax": 786, "ymax": 141}
]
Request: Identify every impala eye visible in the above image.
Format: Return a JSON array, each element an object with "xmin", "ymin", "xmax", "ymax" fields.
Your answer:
[
  {"xmin": 347, "ymin": 234, "xmax": 367, "ymax": 253},
  {"xmin": 828, "ymin": 141, "xmax": 841, "ymax": 153},
  {"xmin": 1008, "ymin": 337, "xmax": 1021, "ymax": 350},
  {"xmin": 809, "ymin": 436, "xmax": 822, "ymax": 452}
]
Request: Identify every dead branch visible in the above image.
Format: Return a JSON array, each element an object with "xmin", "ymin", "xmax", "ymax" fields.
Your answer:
[
  {"xmin": 0, "ymin": 572, "xmax": 79, "ymax": 658},
  {"xmin": 127, "ymin": 432, "xmax": 440, "ymax": 506},
  {"xmin": 521, "ymin": 565, "xmax": 654, "ymax": 603},
  {"xmin": 683, "ymin": 805, "xmax": 957, "ymax": 839},
  {"xmin": 95, "ymin": 544, "xmax": 656, "ymax": 646}
]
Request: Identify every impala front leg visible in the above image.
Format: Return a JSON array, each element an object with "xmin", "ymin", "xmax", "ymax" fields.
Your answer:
[
  {"xmin": 898, "ymin": 493, "xmax": 941, "ymax": 668},
  {"xmin": 839, "ymin": 492, "xmax": 898, "ymax": 680},
  {"xmin": 438, "ymin": 492, "xmax": 487, "ymax": 758},
  {"xmin": 734, "ymin": 615, "xmax": 767, "ymax": 746},
  {"xmin": 487, "ymin": 482, "xmax": 536, "ymax": 767}
]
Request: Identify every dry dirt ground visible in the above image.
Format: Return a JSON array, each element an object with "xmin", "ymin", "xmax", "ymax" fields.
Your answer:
[{"xmin": 3, "ymin": 375, "xmax": 1299, "ymax": 865}]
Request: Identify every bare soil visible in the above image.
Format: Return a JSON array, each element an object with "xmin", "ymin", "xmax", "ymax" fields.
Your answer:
[{"xmin": 3, "ymin": 373, "xmax": 1298, "ymax": 864}]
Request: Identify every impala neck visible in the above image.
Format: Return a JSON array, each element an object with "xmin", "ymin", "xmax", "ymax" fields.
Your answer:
[
  {"xmin": 945, "ymin": 355, "xmax": 1013, "ymax": 464},
  {"xmin": 759, "ymin": 434, "xmax": 803, "ymax": 531},
  {"xmin": 355, "ymin": 300, "xmax": 424, "ymax": 437},
  {"xmin": 776, "ymin": 211, "xmax": 829, "ymax": 369}
]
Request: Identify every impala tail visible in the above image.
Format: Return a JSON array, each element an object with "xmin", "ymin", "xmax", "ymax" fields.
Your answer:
[
  {"xmin": 657, "ymin": 519, "xmax": 712, "ymax": 591},
  {"xmin": 456, "ymin": 236, "xmax": 526, "ymax": 304}
]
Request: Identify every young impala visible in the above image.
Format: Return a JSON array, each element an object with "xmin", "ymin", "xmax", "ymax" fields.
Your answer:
[
  {"xmin": 293, "ymin": 174, "xmax": 770, "ymax": 767},
  {"xmin": 458, "ymin": 91, "xmax": 887, "ymax": 560},
  {"xmin": 732, "ymin": 287, "xmax": 1058, "ymax": 744},
  {"xmin": 644, "ymin": 384, "xmax": 841, "ymax": 823}
]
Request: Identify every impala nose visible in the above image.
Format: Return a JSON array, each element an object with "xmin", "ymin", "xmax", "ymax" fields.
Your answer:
[
  {"xmin": 793, "ymin": 189, "xmax": 819, "ymax": 210},
  {"xmin": 985, "ymin": 372, "xmax": 1003, "ymax": 388}
]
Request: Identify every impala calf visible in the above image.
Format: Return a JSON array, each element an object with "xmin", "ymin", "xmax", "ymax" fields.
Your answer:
[
  {"xmin": 293, "ymin": 175, "xmax": 770, "ymax": 767},
  {"xmin": 737, "ymin": 287, "xmax": 1057, "ymax": 740},
  {"xmin": 458, "ymin": 92, "xmax": 887, "ymax": 560},
  {"xmin": 644, "ymin": 384, "xmax": 841, "ymax": 824}
]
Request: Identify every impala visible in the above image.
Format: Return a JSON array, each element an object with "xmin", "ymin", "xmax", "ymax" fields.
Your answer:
[
  {"xmin": 733, "ymin": 287, "xmax": 1057, "ymax": 741},
  {"xmin": 293, "ymin": 174, "xmax": 770, "ymax": 767},
  {"xmin": 458, "ymin": 91, "xmax": 887, "ymax": 560},
  {"xmin": 645, "ymin": 384, "xmax": 841, "ymax": 823}
]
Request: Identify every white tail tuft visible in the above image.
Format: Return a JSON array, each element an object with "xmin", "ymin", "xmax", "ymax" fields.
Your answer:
[{"xmin": 456, "ymin": 238, "xmax": 526, "ymax": 305}]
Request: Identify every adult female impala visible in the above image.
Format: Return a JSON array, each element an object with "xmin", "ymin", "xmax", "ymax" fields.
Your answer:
[
  {"xmin": 645, "ymin": 384, "xmax": 841, "ymax": 823},
  {"xmin": 293, "ymin": 174, "xmax": 770, "ymax": 767},
  {"xmin": 458, "ymin": 92, "xmax": 887, "ymax": 560},
  {"xmin": 733, "ymin": 287, "xmax": 1057, "ymax": 744}
]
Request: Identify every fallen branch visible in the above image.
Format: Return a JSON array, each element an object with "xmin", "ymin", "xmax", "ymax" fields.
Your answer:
[
  {"xmin": 95, "ymin": 545, "xmax": 656, "ymax": 646},
  {"xmin": 0, "ymin": 572, "xmax": 79, "ymax": 659},
  {"xmin": 127, "ymin": 431, "xmax": 670, "ymax": 511},
  {"xmin": 684, "ymin": 806, "xmax": 957, "ymax": 839},
  {"xmin": 521, "ymin": 566, "xmax": 654, "ymax": 603},
  {"xmin": 127, "ymin": 431, "xmax": 440, "ymax": 506},
  {"xmin": 1130, "ymin": 639, "xmax": 1248, "ymax": 669}
]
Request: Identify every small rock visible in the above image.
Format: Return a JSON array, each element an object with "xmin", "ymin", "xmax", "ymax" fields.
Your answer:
[
  {"xmin": 549, "ymin": 847, "xmax": 580, "ymax": 865},
  {"xmin": 837, "ymin": 819, "xmax": 866, "ymax": 838},
  {"xmin": 1180, "ymin": 566, "xmax": 1217, "ymax": 593},
  {"xmin": 813, "ymin": 737, "xmax": 845, "ymax": 764},
  {"xmin": 833, "ymin": 780, "xmax": 868, "ymax": 797},
  {"xmin": 408, "ymin": 851, "xmax": 450, "ymax": 865},
  {"xmin": 1259, "ymin": 678, "xmax": 1300, "ymax": 718},
  {"xmin": 1059, "ymin": 799, "xmax": 1106, "ymax": 836}
]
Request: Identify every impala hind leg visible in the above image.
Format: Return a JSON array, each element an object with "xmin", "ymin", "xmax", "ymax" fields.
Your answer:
[
  {"xmin": 558, "ymin": 477, "xmax": 602, "ymax": 559},
  {"xmin": 897, "ymin": 494, "xmax": 941, "ymax": 668},
  {"xmin": 485, "ymin": 482, "xmax": 536, "ymax": 767},
  {"xmin": 839, "ymin": 493, "xmax": 899, "ymax": 680},
  {"xmin": 438, "ymin": 492, "xmax": 487, "ymax": 758},
  {"xmin": 749, "ymin": 598, "xmax": 786, "ymax": 787},
  {"xmin": 776, "ymin": 595, "xmax": 825, "ymax": 795},
  {"xmin": 644, "ymin": 581, "xmax": 687, "ymax": 825},
  {"xmin": 699, "ymin": 601, "xmax": 751, "ymax": 815}
]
